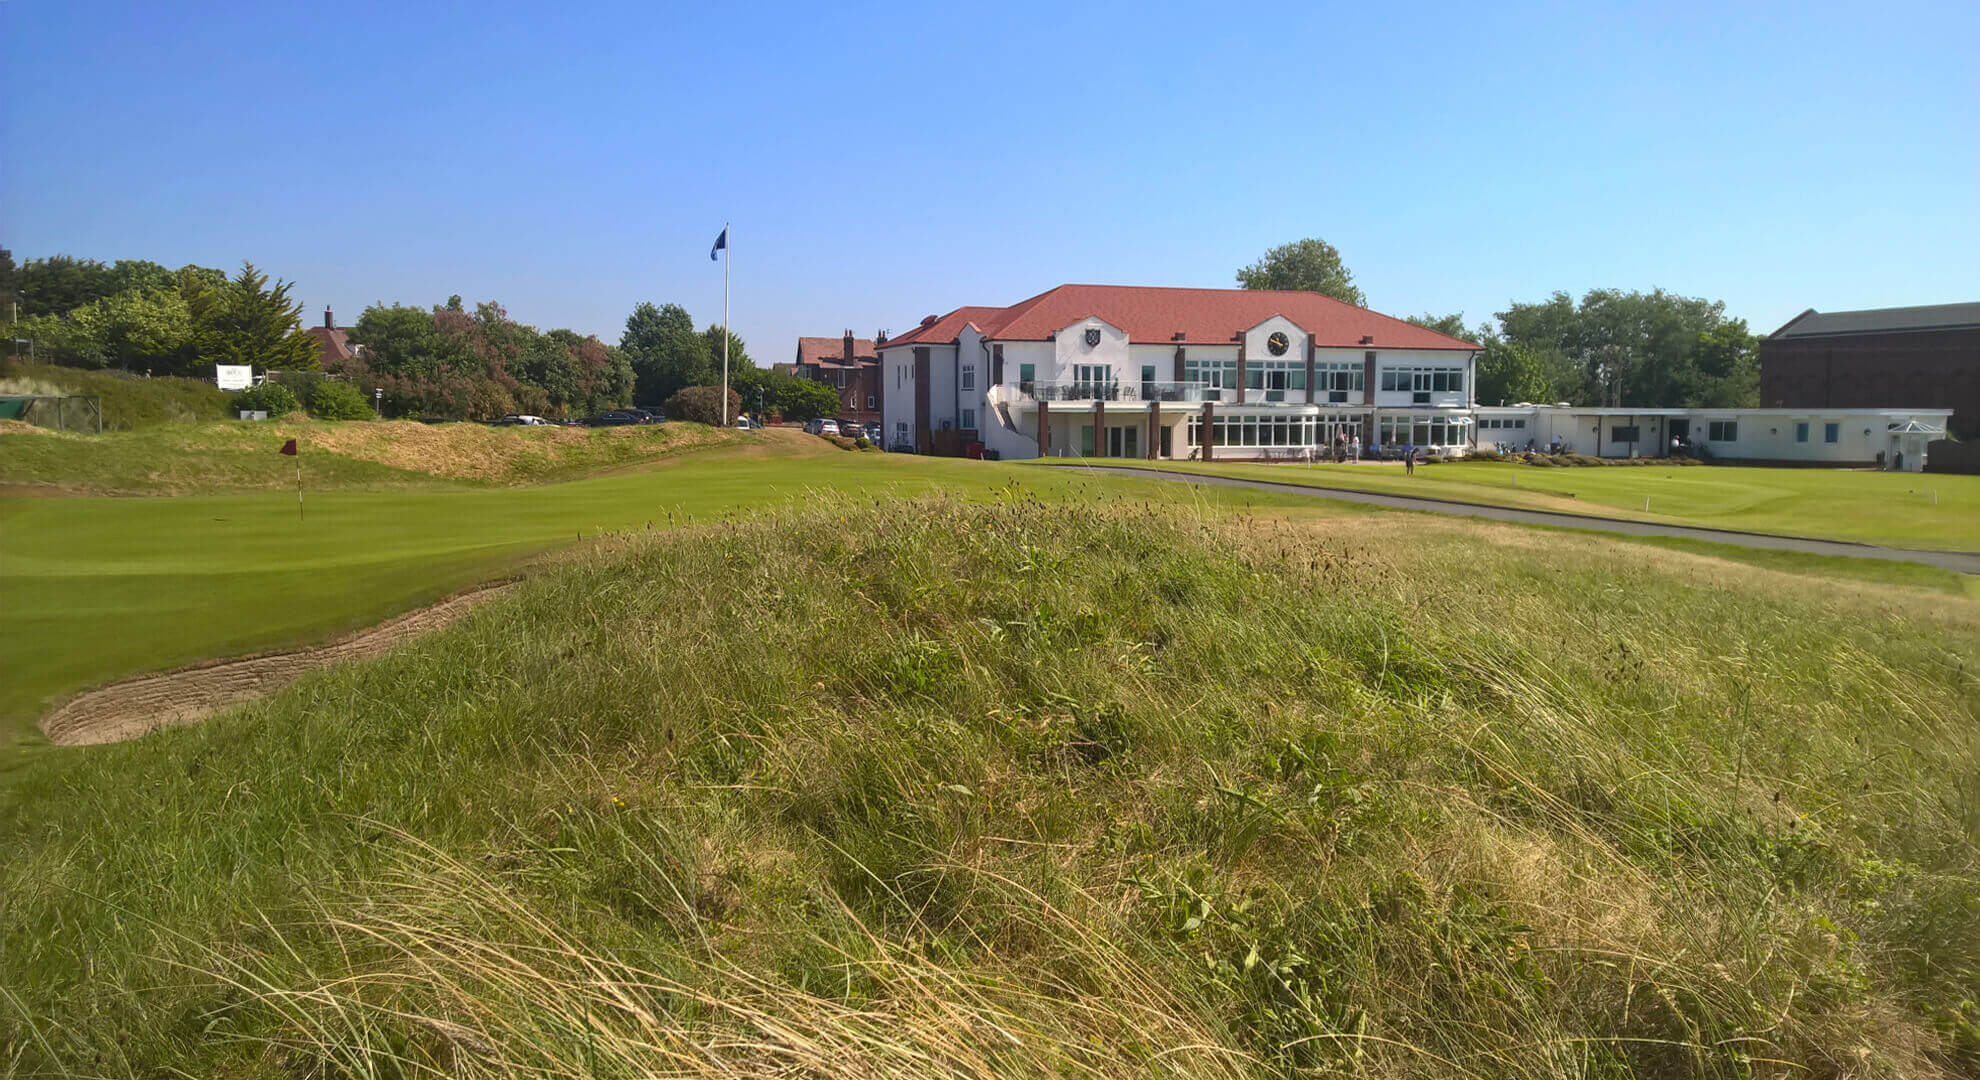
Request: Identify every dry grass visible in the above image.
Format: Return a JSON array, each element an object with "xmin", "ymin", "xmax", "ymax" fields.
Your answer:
[{"xmin": 5, "ymin": 497, "xmax": 1977, "ymax": 1077}]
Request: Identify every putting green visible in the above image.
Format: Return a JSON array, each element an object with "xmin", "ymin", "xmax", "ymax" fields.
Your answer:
[{"xmin": 1046, "ymin": 459, "xmax": 1980, "ymax": 551}]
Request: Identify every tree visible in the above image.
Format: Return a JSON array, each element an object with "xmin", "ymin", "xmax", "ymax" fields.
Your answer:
[
  {"xmin": 662, "ymin": 384, "xmax": 740, "ymax": 426},
  {"xmin": 775, "ymin": 375, "xmax": 838, "ymax": 422},
  {"xmin": 230, "ymin": 382, "xmax": 301, "ymax": 417},
  {"xmin": 209, "ymin": 262, "xmax": 319, "ymax": 370},
  {"xmin": 621, "ymin": 302, "xmax": 709, "ymax": 406},
  {"xmin": 1235, "ymin": 238, "xmax": 1366, "ymax": 306},
  {"xmin": 1691, "ymin": 320, "xmax": 1760, "ymax": 408},
  {"xmin": 1474, "ymin": 339, "xmax": 1560, "ymax": 407},
  {"xmin": 308, "ymin": 379, "xmax": 376, "ymax": 420},
  {"xmin": 1494, "ymin": 288, "xmax": 1746, "ymax": 408},
  {"xmin": 701, "ymin": 324, "xmax": 750, "ymax": 372},
  {"xmin": 1405, "ymin": 313, "xmax": 1474, "ymax": 342}
]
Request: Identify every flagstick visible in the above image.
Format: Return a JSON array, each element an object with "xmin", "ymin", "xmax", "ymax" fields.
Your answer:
[
  {"xmin": 721, "ymin": 220, "xmax": 731, "ymax": 427},
  {"xmin": 296, "ymin": 442, "xmax": 304, "ymax": 523}
]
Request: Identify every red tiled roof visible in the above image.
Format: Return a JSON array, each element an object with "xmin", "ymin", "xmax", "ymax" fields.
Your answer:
[
  {"xmin": 875, "ymin": 306, "xmax": 1008, "ymax": 350},
  {"xmin": 878, "ymin": 286, "xmax": 1479, "ymax": 351},
  {"xmin": 795, "ymin": 335, "xmax": 878, "ymax": 367},
  {"xmin": 306, "ymin": 326, "xmax": 354, "ymax": 364}
]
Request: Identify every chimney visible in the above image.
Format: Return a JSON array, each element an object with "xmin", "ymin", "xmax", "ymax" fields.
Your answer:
[
  {"xmin": 876, "ymin": 329, "xmax": 888, "ymax": 346},
  {"xmin": 1359, "ymin": 335, "xmax": 1375, "ymax": 345},
  {"xmin": 843, "ymin": 329, "xmax": 855, "ymax": 362},
  {"xmin": 324, "ymin": 306, "xmax": 336, "ymax": 330}
]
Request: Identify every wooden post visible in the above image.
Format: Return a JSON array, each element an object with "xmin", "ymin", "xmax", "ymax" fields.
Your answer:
[
  {"xmin": 1038, "ymin": 400, "xmax": 1051, "ymax": 457},
  {"xmin": 1093, "ymin": 399, "xmax": 1105, "ymax": 458},
  {"xmin": 1146, "ymin": 400, "xmax": 1158, "ymax": 460},
  {"xmin": 1202, "ymin": 401, "xmax": 1216, "ymax": 462}
]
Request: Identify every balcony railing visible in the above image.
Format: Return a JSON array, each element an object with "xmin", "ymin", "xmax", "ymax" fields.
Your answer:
[{"xmin": 1017, "ymin": 380, "xmax": 1214, "ymax": 403}]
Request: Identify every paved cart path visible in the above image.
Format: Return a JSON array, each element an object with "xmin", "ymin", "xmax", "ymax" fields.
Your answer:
[{"xmin": 1071, "ymin": 464, "xmax": 1980, "ymax": 574}]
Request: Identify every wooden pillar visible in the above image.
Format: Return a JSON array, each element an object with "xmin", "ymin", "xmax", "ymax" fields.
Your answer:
[
  {"xmin": 1146, "ymin": 400, "xmax": 1158, "ymax": 460},
  {"xmin": 1304, "ymin": 338, "xmax": 1316, "ymax": 405},
  {"xmin": 1236, "ymin": 339, "xmax": 1247, "ymax": 405},
  {"xmin": 1172, "ymin": 343, "xmax": 1186, "ymax": 382},
  {"xmin": 1093, "ymin": 399, "xmax": 1105, "ymax": 458},
  {"xmin": 1362, "ymin": 349, "xmax": 1376, "ymax": 406},
  {"xmin": 1202, "ymin": 401, "xmax": 1216, "ymax": 462},
  {"xmin": 1038, "ymin": 400, "xmax": 1051, "ymax": 457}
]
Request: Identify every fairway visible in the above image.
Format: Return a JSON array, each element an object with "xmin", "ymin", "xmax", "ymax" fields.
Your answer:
[
  {"xmin": 0, "ymin": 438, "xmax": 1356, "ymax": 747},
  {"xmin": 1043, "ymin": 457, "xmax": 1980, "ymax": 551}
]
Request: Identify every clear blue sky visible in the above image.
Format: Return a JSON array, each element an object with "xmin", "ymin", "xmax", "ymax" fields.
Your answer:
[{"xmin": 5, "ymin": 0, "xmax": 1975, "ymax": 361}]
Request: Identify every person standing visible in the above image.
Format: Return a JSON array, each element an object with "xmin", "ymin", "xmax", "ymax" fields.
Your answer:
[
  {"xmin": 1349, "ymin": 434, "xmax": 1361, "ymax": 462},
  {"xmin": 1404, "ymin": 443, "xmax": 1416, "ymax": 476}
]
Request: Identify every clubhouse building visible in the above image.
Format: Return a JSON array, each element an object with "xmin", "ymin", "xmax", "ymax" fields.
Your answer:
[
  {"xmin": 876, "ymin": 284, "xmax": 1952, "ymax": 470},
  {"xmin": 877, "ymin": 284, "xmax": 1482, "ymax": 462}
]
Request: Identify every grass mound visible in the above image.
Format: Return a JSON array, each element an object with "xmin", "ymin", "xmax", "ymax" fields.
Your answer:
[
  {"xmin": 4, "ymin": 498, "xmax": 1977, "ymax": 1076},
  {"xmin": 0, "ymin": 361, "xmax": 232, "ymax": 430},
  {"xmin": 0, "ymin": 417, "xmax": 753, "ymax": 493}
]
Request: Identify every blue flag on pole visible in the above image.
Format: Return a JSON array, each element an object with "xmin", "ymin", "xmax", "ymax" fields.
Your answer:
[{"xmin": 710, "ymin": 227, "xmax": 727, "ymax": 261}]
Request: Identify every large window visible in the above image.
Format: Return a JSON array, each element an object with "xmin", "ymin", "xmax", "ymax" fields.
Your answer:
[
  {"xmin": 1375, "ymin": 414, "xmax": 1468, "ymax": 448},
  {"xmin": 1246, "ymin": 361, "xmax": 1305, "ymax": 401},
  {"xmin": 1795, "ymin": 422, "xmax": 1809, "ymax": 443},
  {"xmin": 1707, "ymin": 420, "xmax": 1737, "ymax": 442},
  {"xmin": 1380, "ymin": 365, "xmax": 1465, "ymax": 394},
  {"xmin": 1316, "ymin": 361, "xmax": 1362, "ymax": 400},
  {"xmin": 960, "ymin": 364, "xmax": 976, "ymax": 391},
  {"xmin": 1018, "ymin": 362, "xmax": 1035, "ymax": 386},
  {"xmin": 1185, "ymin": 413, "xmax": 1322, "ymax": 449},
  {"xmin": 1611, "ymin": 426, "xmax": 1641, "ymax": 443},
  {"xmin": 961, "ymin": 408, "xmax": 977, "ymax": 429},
  {"xmin": 1185, "ymin": 358, "xmax": 1237, "ymax": 390},
  {"xmin": 1824, "ymin": 422, "xmax": 1839, "ymax": 444}
]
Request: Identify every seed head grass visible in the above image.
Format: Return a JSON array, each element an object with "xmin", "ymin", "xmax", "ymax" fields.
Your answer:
[{"xmin": 3, "ymin": 493, "xmax": 1976, "ymax": 1077}]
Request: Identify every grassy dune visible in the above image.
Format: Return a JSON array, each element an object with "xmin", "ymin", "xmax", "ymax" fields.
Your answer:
[
  {"xmin": 1050, "ymin": 458, "xmax": 1980, "ymax": 551},
  {"xmin": 4, "ymin": 498, "xmax": 1976, "ymax": 1077},
  {"xmin": 0, "ymin": 362, "xmax": 232, "ymax": 431},
  {"xmin": 0, "ymin": 415, "xmax": 756, "ymax": 494}
]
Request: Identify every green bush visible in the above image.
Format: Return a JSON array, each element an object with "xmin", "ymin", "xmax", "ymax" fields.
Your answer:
[
  {"xmin": 661, "ymin": 385, "xmax": 741, "ymax": 426},
  {"xmin": 308, "ymin": 379, "xmax": 375, "ymax": 420},
  {"xmin": 854, "ymin": 435, "xmax": 871, "ymax": 450},
  {"xmin": 229, "ymin": 382, "xmax": 300, "ymax": 417}
]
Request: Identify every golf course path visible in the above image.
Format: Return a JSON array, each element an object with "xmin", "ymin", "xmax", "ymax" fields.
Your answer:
[
  {"xmin": 41, "ymin": 583, "xmax": 517, "ymax": 746},
  {"xmin": 1074, "ymin": 465, "xmax": 1980, "ymax": 574}
]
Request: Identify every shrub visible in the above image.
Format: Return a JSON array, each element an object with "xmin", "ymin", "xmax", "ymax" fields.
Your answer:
[
  {"xmin": 229, "ymin": 382, "xmax": 300, "ymax": 417},
  {"xmin": 854, "ymin": 436, "xmax": 871, "ymax": 450},
  {"xmin": 308, "ymin": 379, "xmax": 375, "ymax": 420},
  {"xmin": 661, "ymin": 385, "xmax": 742, "ymax": 426}
]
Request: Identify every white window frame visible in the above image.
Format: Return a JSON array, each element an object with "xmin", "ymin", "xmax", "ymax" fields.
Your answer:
[{"xmin": 961, "ymin": 364, "xmax": 976, "ymax": 392}]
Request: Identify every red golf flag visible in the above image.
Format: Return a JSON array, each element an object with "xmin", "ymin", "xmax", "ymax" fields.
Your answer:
[{"xmin": 280, "ymin": 439, "xmax": 298, "ymax": 456}]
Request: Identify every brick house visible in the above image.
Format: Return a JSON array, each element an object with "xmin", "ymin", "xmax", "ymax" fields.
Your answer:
[
  {"xmin": 1760, "ymin": 302, "xmax": 1980, "ymax": 439},
  {"xmin": 785, "ymin": 331, "xmax": 884, "ymax": 425},
  {"xmin": 304, "ymin": 307, "xmax": 360, "ymax": 367}
]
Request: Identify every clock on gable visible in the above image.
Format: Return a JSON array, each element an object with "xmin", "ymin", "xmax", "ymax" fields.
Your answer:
[{"xmin": 1266, "ymin": 331, "xmax": 1290, "ymax": 356}]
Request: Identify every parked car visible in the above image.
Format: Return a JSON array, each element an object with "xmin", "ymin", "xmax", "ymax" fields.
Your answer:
[
  {"xmin": 491, "ymin": 414, "xmax": 549, "ymax": 426},
  {"xmin": 733, "ymin": 416, "xmax": 755, "ymax": 429},
  {"xmin": 861, "ymin": 423, "xmax": 882, "ymax": 444},
  {"xmin": 587, "ymin": 410, "xmax": 644, "ymax": 427}
]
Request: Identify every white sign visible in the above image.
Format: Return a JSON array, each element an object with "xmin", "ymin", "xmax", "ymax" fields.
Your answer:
[
  {"xmin": 239, "ymin": 410, "xmax": 269, "ymax": 421},
  {"xmin": 216, "ymin": 365, "xmax": 253, "ymax": 391}
]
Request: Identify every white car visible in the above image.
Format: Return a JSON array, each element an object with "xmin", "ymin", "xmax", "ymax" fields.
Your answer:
[
  {"xmin": 816, "ymin": 419, "xmax": 840, "ymax": 437},
  {"xmin": 733, "ymin": 416, "xmax": 755, "ymax": 429}
]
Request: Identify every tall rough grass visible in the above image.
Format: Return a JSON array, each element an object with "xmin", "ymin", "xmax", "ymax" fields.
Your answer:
[{"xmin": 3, "ymin": 494, "xmax": 1977, "ymax": 1077}]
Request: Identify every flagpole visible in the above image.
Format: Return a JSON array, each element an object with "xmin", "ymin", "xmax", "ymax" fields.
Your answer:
[
  {"xmin": 721, "ymin": 221, "xmax": 731, "ymax": 427},
  {"xmin": 295, "ymin": 441, "xmax": 304, "ymax": 523}
]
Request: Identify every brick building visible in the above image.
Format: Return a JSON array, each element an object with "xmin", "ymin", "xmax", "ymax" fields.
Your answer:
[
  {"xmin": 784, "ymin": 331, "xmax": 884, "ymax": 425},
  {"xmin": 304, "ymin": 306, "xmax": 360, "ymax": 367},
  {"xmin": 1760, "ymin": 302, "xmax": 1980, "ymax": 439}
]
